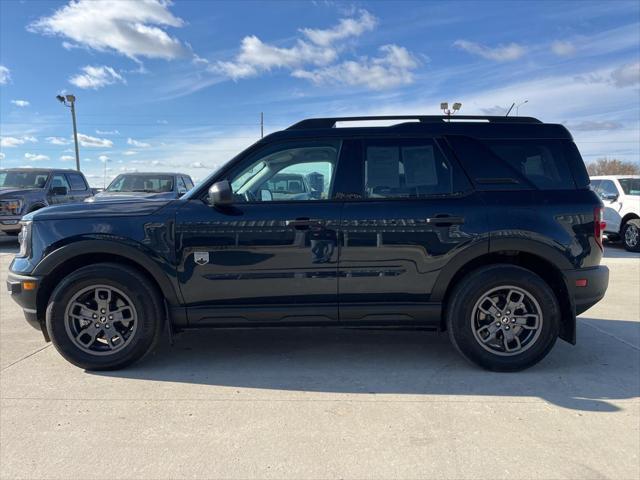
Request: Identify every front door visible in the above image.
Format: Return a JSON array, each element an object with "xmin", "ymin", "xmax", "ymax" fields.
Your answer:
[
  {"xmin": 176, "ymin": 139, "xmax": 342, "ymax": 326},
  {"xmin": 47, "ymin": 173, "xmax": 71, "ymax": 205},
  {"xmin": 337, "ymin": 137, "xmax": 485, "ymax": 324}
]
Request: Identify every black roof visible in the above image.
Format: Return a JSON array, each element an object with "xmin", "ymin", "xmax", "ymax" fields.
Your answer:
[
  {"xmin": 263, "ymin": 115, "xmax": 573, "ymax": 141},
  {"xmin": 114, "ymin": 172, "xmax": 191, "ymax": 177},
  {"xmin": 0, "ymin": 168, "xmax": 80, "ymax": 173}
]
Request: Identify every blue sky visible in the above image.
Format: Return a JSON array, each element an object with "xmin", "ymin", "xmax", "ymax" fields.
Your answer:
[{"xmin": 1, "ymin": 0, "xmax": 639, "ymax": 186}]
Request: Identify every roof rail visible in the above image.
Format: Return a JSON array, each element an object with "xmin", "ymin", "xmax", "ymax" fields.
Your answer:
[{"xmin": 287, "ymin": 115, "xmax": 543, "ymax": 130}]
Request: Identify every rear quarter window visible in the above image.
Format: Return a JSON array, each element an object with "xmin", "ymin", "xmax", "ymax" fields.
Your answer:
[
  {"xmin": 66, "ymin": 173, "xmax": 88, "ymax": 191},
  {"xmin": 485, "ymin": 140, "xmax": 576, "ymax": 190}
]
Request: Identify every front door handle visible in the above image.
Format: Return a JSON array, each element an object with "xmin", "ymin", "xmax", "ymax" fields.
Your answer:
[
  {"xmin": 286, "ymin": 218, "xmax": 325, "ymax": 230},
  {"xmin": 426, "ymin": 215, "xmax": 465, "ymax": 226}
]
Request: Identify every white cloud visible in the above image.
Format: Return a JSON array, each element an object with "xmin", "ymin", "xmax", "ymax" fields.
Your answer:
[
  {"xmin": 11, "ymin": 100, "xmax": 30, "ymax": 107},
  {"xmin": 551, "ymin": 40, "xmax": 576, "ymax": 56},
  {"xmin": 120, "ymin": 167, "xmax": 138, "ymax": 173},
  {"xmin": 1, "ymin": 136, "xmax": 38, "ymax": 147},
  {"xmin": 28, "ymin": 0, "xmax": 186, "ymax": 60},
  {"xmin": 46, "ymin": 136, "xmax": 71, "ymax": 145},
  {"xmin": 0, "ymin": 153, "xmax": 5, "ymax": 161},
  {"xmin": 123, "ymin": 150, "xmax": 138, "ymax": 156},
  {"xmin": 98, "ymin": 155, "xmax": 110, "ymax": 162},
  {"xmin": 611, "ymin": 61, "xmax": 640, "ymax": 87},
  {"xmin": 77, "ymin": 133, "xmax": 113, "ymax": 148},
  {"xmin": 212, "ymin": 9, "xmax": 386, "ymax": 84},
  {"xmin": 189, "ymin": 161, "xmax": 209, "ymax": 168},
  {"xmin": 300, "ymin": 10, "xmax": 377, "ymax": 46},
  {"xmin": 69, "ymin": 65, "xmax": 124, "ymax": 89},
  {"xmin": 60, "ymin": 155, "xmax": 75, "ymax": 161},
  {"xmin": 293, "ymin": 45, "xmax": 419, "ymax": 90},
  {"xmin": 567, "ymin": 121, "xmax": 623, "ymax": 131},
  {"xmin": 453, "ymin": 39, "xmax": 526, "ymax": 61},
  {"xmin": 24, "ymin": 153, "xmax": 49, "ymax": 162},
  {"xmin": 0, "ymin": 65, "xmax": 10, "ymax": 84},
  {"xmin": 127, "ymin": 138, "xmax": 151, "ymax": 148},
  {"xmin": 96, "ymin": 129, "xmax": 120, "ymax": 135}
]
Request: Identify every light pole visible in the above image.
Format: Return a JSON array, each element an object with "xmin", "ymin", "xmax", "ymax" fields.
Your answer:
[
  {"xmin": 56, "ymin": 94, "xmax": 81, "ymax": 171},
  {"xmin": 440, "ymin": 102, "xmax": 462, "ymax": 121},
  {"xmin": 516, "ymin": 99, "xmax": 528, "ymax": 116}
]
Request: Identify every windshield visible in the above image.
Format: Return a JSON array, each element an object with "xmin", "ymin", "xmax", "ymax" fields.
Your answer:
[
  {"xmin": 106, "ymin": 174, "xmax": 173, "ymax": 193},
  {"xmin": 618, "ymin": 178, "xmax": 640, "ymax": 196},
  {"xmin": 0, "ymin": 170, "xmax": 49, "ymax": 189}
]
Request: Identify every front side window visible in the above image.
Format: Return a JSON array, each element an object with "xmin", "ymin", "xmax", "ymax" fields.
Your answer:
[
  {"xmin": 363, "ymin": 138, "xmax": 454, "ymax": 198},
  {"xmin": 597, "ymin": 180, "xmax": 618, "ymax": 197},
  {"xmin": 107, "ymin": 174, "xmax": 173, "ymax": 193},
  {"xmin": 227, "ymin": 141, "xmax": 339, "ymax": 202},
  {"xmin": 50, "ymin": 174, "xmax": 71, "ymax": 191}
]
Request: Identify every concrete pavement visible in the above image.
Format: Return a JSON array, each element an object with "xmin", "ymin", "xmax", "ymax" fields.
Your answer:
[{"xmin": 1, "ymin": 236, "xmax": 638, "ymax": 479}]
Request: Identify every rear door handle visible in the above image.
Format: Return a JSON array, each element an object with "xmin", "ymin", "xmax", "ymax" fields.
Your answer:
[
  {"xmin": 286, "ymin": 218, "xmax": 325, "ymax": 229},
  {"xmin": 426, "ymin": 215, "xmax": 465, "ymax": 226}
]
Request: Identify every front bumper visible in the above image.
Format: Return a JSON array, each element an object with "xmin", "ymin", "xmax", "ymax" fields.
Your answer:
[
  {"xmin": 565, "ymin": 265, "xmax": 609, "ymax": 316},
  {"xmin": 6, "ymin": 271, "xmax": 43, "ymax": 333},
  {"xmin": 0, "ymin": 216, "xmax": 22, "ymax": 233}
]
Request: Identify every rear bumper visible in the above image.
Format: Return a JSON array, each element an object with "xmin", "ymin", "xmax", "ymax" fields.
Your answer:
[
  {"xmin": 6, "ymin": 271, "xmax": 43, "ymax": 332},
  {"xmin": 565, "ymin": 265, "xmax": 609, "ymax": 316}
]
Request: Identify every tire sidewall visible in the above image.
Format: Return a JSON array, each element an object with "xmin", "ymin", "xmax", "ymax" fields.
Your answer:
[
  {"xmin": 622, "ymin": 220, "xmax": 640, "ymax": 252},
  {"xmin": 448, "ymin": 265, "xmax": 560, "ymax": 371},
  {"xmin": 46, "ymin": 264, "xmax": 162, "ymax": 370}
]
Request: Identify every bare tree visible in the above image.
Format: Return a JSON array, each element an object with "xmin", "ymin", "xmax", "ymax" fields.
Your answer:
[{"xmin": 587, "ymin": 158, "xmax": 640, "ymax": 176}]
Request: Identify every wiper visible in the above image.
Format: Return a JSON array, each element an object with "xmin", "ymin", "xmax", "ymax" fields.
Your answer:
[{"xmin": 130, "ymin": 189, "xmax": 157, "ymax": 193}]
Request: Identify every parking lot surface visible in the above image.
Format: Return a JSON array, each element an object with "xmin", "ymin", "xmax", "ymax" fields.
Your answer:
[{"xmin": 0, "ymin": 235, "xmax": 638, "ymax": 480}]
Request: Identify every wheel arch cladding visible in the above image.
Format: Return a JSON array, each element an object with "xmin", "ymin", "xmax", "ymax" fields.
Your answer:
[{"xmin": 439, "ymin": 251, "xmax": 575, "ymax": 344}]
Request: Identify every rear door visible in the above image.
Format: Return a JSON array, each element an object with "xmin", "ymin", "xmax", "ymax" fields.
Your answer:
[{"xmin": 337, "ymin": 137, "xmax": 486, "ymax": 324}]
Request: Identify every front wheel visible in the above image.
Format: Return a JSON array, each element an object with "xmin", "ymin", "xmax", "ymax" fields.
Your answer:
[
  {"xmin": 446, "ymin": 265, "xmax": 560, "ymax": 371},
  {"xmin": 622, "ymin": 219, "xmax": 640, "ymax": 252},
  {"xmin": 46, "ymin": 263, "xmax": 164, "ymax": 370}
]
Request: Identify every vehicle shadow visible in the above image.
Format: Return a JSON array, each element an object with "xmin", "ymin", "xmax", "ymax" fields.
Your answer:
[
  {"xmin": 93, "ymin": 317, "xmax": 640, "ymax": 413},
  {"xmin": 604, "ymin": 242, "xmax": 640, "ymax": 259}
]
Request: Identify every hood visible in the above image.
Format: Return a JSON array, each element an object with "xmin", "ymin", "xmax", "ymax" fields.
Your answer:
[
  {"xmin": 23, "ymin": 198, "xmax": 174, "ymax": 222},
  {"xmin": 0, "ymin": 188, "xmax": 42, "ymax": 198},
  {"xmin": 88, "ymin": 191, "xmax": 176, "ymax": 202}
]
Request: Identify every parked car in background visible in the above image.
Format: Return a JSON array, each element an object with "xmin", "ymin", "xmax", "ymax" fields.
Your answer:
[
  {"xmin": 590, "ymin": 175, "xmax": 640, "ymax": 252},
  {"xmin": 0, "ymin": 168, "xmax": 92, "ymax": 235},
  {"xmin": 87, "ymin": 172, "xmax": 194, "ymax": 202},
  {"xmin": 8, "ymin": 115, "xmax": 609, "ymax": 372}
]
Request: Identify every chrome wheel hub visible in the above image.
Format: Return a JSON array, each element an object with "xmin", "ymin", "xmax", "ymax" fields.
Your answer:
[
  {"xmin": 625, "ymin": 224, "xmax": 639, "ymax": 247},
  {"xmin": 64, "ymin": 285, "xmax": 138, "ymax": 356},
  {"xmin": 471, "ymin": 286, "xmax": 543, "ymax": 356}
]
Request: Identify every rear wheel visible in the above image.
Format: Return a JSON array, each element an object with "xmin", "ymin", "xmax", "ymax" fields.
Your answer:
[
  {"xmin": 622, "ymin": 219, "xmax": 640, "ymax": 252},
  {"xmin": 446, "ymin": 265, "xmax": 560, "ymax": 371},
  {"xmin": 46, "ymin": 263, "xmax": 164, "ymax": 370}
]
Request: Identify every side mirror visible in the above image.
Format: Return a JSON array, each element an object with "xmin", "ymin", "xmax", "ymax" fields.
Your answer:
[
  {"xmin": 51, "ymin": 186, "xmax": 68, "ymax": 196},
  {"xmin": 601, "ymin": 192, "xmax": 619, "ymax": 202},
  {"xmin": 208, "ymin": 180, "xmax": 233, "ymax": 206},
  {"xmin": 178, "ymin": 188, "xmax": 187, "ymax": 195}
]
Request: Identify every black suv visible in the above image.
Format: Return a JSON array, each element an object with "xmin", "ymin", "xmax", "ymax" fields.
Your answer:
[
  {"xmin": 0, "ymin": 168, "xmax": 92, "ymax": 234},
  {"xmin": 7, "ymin": 116, "xmax": 609, "ymax": 371}
]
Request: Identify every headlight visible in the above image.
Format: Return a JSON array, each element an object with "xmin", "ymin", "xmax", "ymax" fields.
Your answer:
[
  {"xmin": 17, "ymin": 221, "xmax": 32, "ymax": 258},
  {"xmin": 1, "ymin": 199, "xmax": 24, "ymax": 215}
]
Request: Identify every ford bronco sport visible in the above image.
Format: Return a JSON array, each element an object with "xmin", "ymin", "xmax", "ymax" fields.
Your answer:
[{"xmin": 7, "ymin": 115, "xmax": 609, "ymax": 371}]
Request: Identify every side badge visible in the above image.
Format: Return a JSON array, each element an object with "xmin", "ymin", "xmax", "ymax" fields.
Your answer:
[{"xmin": 194, "ymin": 251, "xmax": 209, "ymax": 265}]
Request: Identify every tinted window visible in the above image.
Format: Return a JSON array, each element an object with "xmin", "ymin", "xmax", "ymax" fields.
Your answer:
[
  {"xmin": 597, "ymin": 180, "xmax": 618, "ymax": 196},
  {"xmin": 485, "ymin": 140, "xmax": 575, "ymax": 190},
  {"xmin": 50, "ymin": 174, "xmax": 71, "ymax": 191},
  {"xmin": 107, "ymin": 174, "xmax": 173, "ymax": 193},
  {"xmin": 619, "ymin": 178, "xmax": 640, "ymax": 196},
  {"xmin": 66, "ymin": 173, "xmax": 87, "ymax": 191},
  {"xmin": 363, "ymin": 138, "xmax": 454, "ymax": 198},
  {"xmin": 590, "ymin": 179, "xmax": 601, "ymax": 191},
  {"xmin": 176, "ymin": 176, "xmax": 187, "ymax": 192},
  {"xmin": 227, "ymin": 140, "xmax": 339, "ymax": 202},
  {"xmin": 0, "ymin": 171, "xmax": 48, "ymax": 188}
]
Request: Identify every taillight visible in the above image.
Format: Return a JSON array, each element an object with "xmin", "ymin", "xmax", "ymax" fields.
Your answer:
[{"xmin": 594, "ymin": 207, "xmax": 606, "ymax": 250}]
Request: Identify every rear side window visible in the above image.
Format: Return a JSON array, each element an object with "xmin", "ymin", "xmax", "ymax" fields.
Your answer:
[
  {"xmin": 66, "ymin": 173, "xmax": 87, "ymax": 191},
  {"xmin": 363, "ymin": 138, "xmax": 459, "ymax": 198},
  {"xmin": 485, "ymin": 140, "xmax": 575, "ymax": 190}
]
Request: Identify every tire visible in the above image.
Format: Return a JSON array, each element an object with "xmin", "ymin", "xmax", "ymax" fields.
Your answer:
[
  {"xmin": 46, "ymin": 263, "xmax": 164, "ymax": 370},
  {"xmin": 622, "ymin": 219, "xmax": 640, "ymax": 252},
  {"xmin": 446, "ymin": 264, "xmax": 560, "ymax": 372}
]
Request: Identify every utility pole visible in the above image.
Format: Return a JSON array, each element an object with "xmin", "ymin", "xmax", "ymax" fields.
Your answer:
[
  {"xmin": 56, "ymin": 94, "xmax": 81, "ymax": 171},
  {"xmin": 260, "ymin": 112, "xmax": 264, "ymax": 139}
]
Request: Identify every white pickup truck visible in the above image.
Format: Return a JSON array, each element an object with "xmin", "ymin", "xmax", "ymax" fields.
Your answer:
[{"xmin": 590, "ymin": 175, "xmax": 640, "ymax": 252}]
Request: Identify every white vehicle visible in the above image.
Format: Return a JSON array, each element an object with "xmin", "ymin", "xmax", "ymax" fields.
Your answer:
[{"xmin": 590, "ymin": 175, "xmax": 640, "ymax": 252}]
